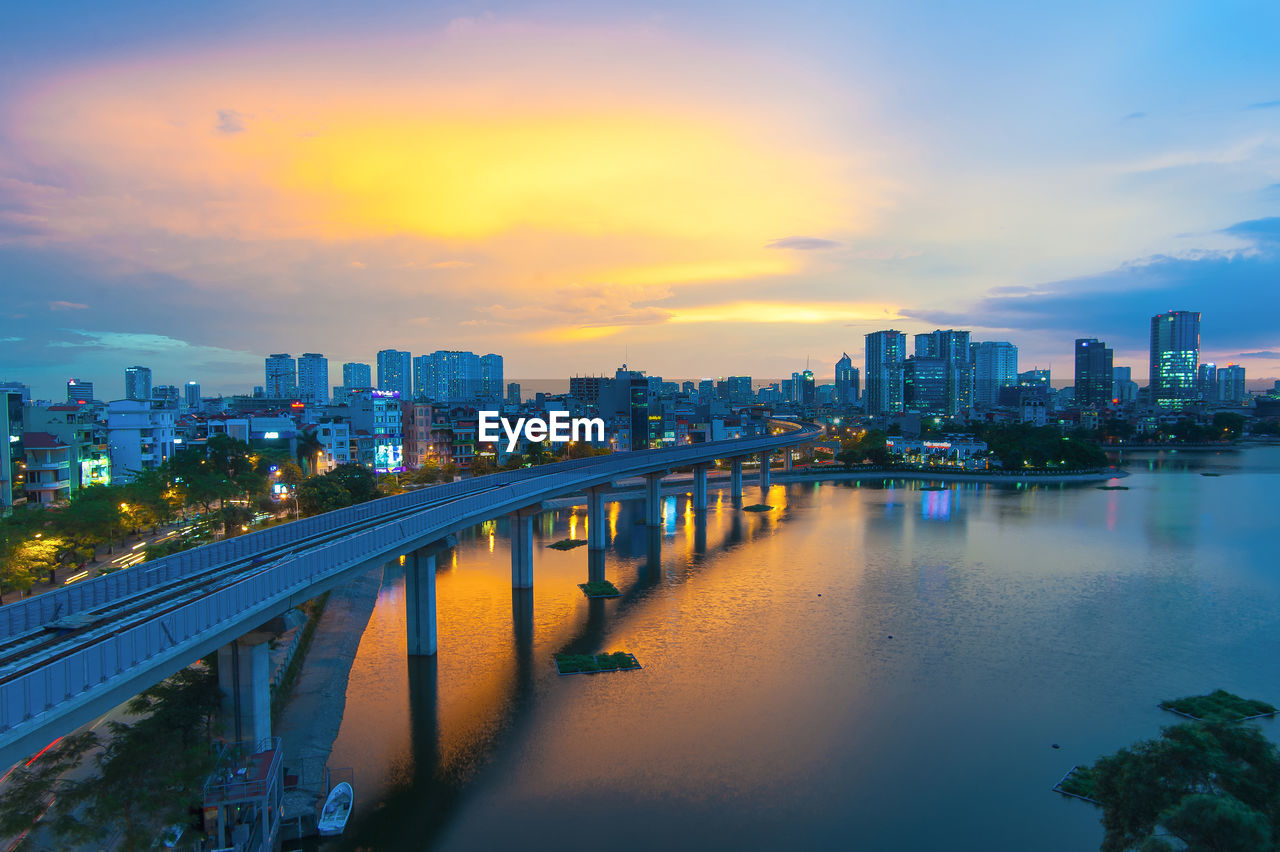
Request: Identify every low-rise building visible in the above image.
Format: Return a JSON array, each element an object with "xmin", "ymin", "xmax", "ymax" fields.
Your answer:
[{"xmin": 22, "ymin": 432, "xmax": 73, "ymax": 504}]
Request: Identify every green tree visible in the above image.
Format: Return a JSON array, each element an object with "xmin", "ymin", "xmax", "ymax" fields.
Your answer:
[
  {"xmin": 325, "ymin": 463, "xmax": 378, "ymax": 503},
  {"xmin": 297, "ymin": 475, "xmax": 352, "ymax": 515},
  {"xmin": 295, "ymin": 430, "xmax": 324, "ymax": 475},
  {"xmin": 407, "ymin": 459, "xmax": 442, "ymax": 484},
  {"xmin": 1090, "ymin": 721, "xmax": 1280, "ymax": 852},
  {"xmin": 1213, "ymin": 412, "xmax": 1247, "ymax": 441}
]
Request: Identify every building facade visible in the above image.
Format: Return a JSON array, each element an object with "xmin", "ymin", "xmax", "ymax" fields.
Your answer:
[
  {"xmin": 1074, "ymin": 338, "xmax": 1114, "ymax": 409},
  {"xmin": 1149, "ymin": 310, "xmax": 1200, "ymax": 411},
  {"xmin": 865, "ymin": 330, "xmax": 907, "ymax": 416},
  {"xmin": 296, "ymin": 353, "xmax": 329, "ymax": 405},
  {"xmin": 264, "ymin": 354, "xmax": 297, "ymax": 399},
  {"xmin": 124, "ymin": 366, "xmax": 152, "ymax": 401},
  {"xmin": 971, "ymin": 342, "xmax": 1017, "ymax": 409}
]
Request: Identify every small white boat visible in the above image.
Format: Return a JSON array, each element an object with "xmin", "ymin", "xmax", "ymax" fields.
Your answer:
[{"xmin": 317, "ymin": 781, "xmax": 354, "ymax": 837}]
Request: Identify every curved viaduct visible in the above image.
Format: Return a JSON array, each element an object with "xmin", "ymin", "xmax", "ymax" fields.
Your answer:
[{"xmin": 0, "ymin": 422, "xmax": 820, "ymax": 768}]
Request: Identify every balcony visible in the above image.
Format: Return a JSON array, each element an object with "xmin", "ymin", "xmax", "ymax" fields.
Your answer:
[
  {"xmin": 26, "ymin": 479, "xmax": 71, "ymax": 491},
  {"xmin": 25, "ymin": 460, "xmax": 70, "ymax": 471}
]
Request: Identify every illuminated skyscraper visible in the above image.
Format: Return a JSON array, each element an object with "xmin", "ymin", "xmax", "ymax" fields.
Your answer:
[
  {"xmin": 1074, "ymin": 339, "xmax": 1114, "ymax": 408},
  {"xmin": 971, "ymin": 342, "xmax": 1017, "ymax": 408},
  {"xmin": 1149, "ymin": 311, "xmax": 1200, "ymax": 410},
  {"xmin": 184, "ymin": 381, "xmax": 201, "ymax": 410},
  {"xmin": 1217, "ymin": 365, "xmax": 1246, "ymax": 404},
  {"xmin": 480, "ymin": 354, "xmax": 503, "ymax": 401},
  {"xmin": 865, "ymin": 330, "xmax": 907, "ymax": 415},
  {"xmin": 124, "ymin": 365, "xmax": 152, "ymax": 401},
  {"xmin": 377, "ymin": 349, "xmax": 412, "ymax": 399},
  {"xmin": 342, "ymin": 362, "xmax": 372, "ymax": 388},
  {"xmin": 834, "ymin": 354, "xmax": 859, "ymax": 406},
  {"xmin": 914, "ymin": 329, "xmax": 973, "ymax": 414},
  {"xmin": 66, "ymin": 378, "xmax": 93, "ymax": 404}
]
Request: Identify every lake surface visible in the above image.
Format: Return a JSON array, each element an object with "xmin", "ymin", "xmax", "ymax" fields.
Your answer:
[{"xmin": 321, "ymin": 445, "xmax": 1280, "ymax": 851}]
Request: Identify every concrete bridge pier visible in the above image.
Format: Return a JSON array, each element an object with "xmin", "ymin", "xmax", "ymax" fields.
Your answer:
[
  {"xmin": 587, "ymin": 486, "xmax": 607, "ymax": 551},
  {"xmin": 217, "ymin": 631, "xmax": 273, "ymax": 744},
  {"xmin": 784, "ymin": 449, "xmax": 793, "ymax": 472},
  {"xmin": 644, "ymin": 473, "xmax": 663, "ymax": 526},
  {"xmin": 759, "ymin": 451, "xmax": 772, "ymax": 493},
  {"xmin": 730, "ymin": 458, "xmax": 743, "ymax": 500},
  {"xmin": 587, "ymin": 548, "xmax": 607, "ymax": 584},
  {"xmin": 406, "ymin": 542, "xmax": 449, "ymax": 657},
  {"xmin": 692, "ymin": 464, "xmax": 708, "ymax": 513},
  {"xmin": 511, "ymin": 509, "xmax": 536, "ymax": 589}
]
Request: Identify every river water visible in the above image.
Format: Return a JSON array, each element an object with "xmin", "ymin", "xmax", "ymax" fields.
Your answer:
[{"xmin": 321, "ymin": 446, "xmax": 1280, "ymax": 851}]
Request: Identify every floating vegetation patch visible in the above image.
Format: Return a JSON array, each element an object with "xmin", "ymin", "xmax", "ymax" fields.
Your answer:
[
  {"xmin": 578, "ymin": 580, "xmax": 621, "ymax": 598},
  {"xmin": 1096, "ymin": 485, "xmax": 1129, "ymax": 490},
  {"xmin": 549, "ymin": 538, "xmax": 589, "ymax": 550},
  {"xmin": 743, "ymin": 504, "xmax": 773, "ymax": 512},
  {"xmin": 1159, "ymin": 690, "xmax": 1277, "ymax": 723},
  {"xmin": 555, "ymin": 651, "xmax": 641, "ymax": 675},
  {"xmin": 1053, "ymin": 765, "xmax": 1100, "ymax": 804}
]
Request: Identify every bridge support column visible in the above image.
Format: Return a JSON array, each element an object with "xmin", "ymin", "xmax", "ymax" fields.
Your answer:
[
  {"xmin": 759, "ymin": 451, "xmax": 772, "ymax": 493},
  {"xmin": 587, "ymin": 486, "xmax": 607, "ymax": 550},
  {"xmin": 511, "ymin": 509, "xmax": 535, "ymax": 589},
  {"xmin": 217, "ymin": 635, "xmax": 272, "ymax": 744},
  {"xmin": 405, "ymin": 547, "xmax": 440, "ymax": 657},
  {"xmin": 730, "ymin": 457, "xmax": 743, "ymax": 500},
  {"xmin": 644, "ymin": 473, "xmax": 662, "ymax": 526},
  {"xmin": 692, "ymin": 464, "xmax": 708, "ymax": 512},
  {"xmin": 784, "ymin": 449, "xmax": 793, "ymax": 472}
]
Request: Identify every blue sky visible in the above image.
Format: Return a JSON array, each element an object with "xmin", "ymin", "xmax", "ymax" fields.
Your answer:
[{"xmin": 1, "ymin": 1, "xmax": 1278, "ymax": 398}]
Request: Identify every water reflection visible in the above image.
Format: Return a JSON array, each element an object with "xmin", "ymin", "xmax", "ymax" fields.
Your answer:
[{"xmin": 317, "ymin": 448, "xmax": 1280, "ymax": 852}]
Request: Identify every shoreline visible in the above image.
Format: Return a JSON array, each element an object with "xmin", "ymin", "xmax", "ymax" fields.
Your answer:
[{"xmin": 543, "ymin": 467, "xmax": 1120, "ymax": 508}]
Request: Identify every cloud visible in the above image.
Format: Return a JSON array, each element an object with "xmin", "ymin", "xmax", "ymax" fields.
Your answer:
[
  {"xmin": 429, "ymin": 260, "xmax": 474, "ymax": 269},
  {"xmin": 1235, "ymin": 350, "xmax": 1280, "ymax": 359},
  {"xmin": 1245, "ymin": 100, "xmax": 1280, "ymax": 110},
  {"xmin": 48, "ymin": 329, "xmax": 259, "ymax": 363},
  {"xmin": 48, "ymin": 300, "xmax": 87, "ymax": 310},
  {"xmin": 0, "ymin": 336, "xmax": 22, "ymax": 343},
  {"xmin": 215, "ymin": 109, "xmax": 247, "ymax": 134},
  {"xmin": 765, "ymin": 236, "xmax": 842, "ymax": 250},
  {"xmin": 1222, "ymin": 216, "xmax": 1280, "ymax": 245},
  {"xmin": 900, "ymin": 215, "xmax": 1280, "ymax": 356},
  {"xmin": 1122, "ymin": 111, "xmax": 1146, "ymax": 120}
]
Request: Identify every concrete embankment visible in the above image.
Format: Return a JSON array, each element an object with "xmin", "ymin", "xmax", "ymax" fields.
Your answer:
[{"xmin": 275, "ymin": 563, "xmax": 383, "ymax": 822}]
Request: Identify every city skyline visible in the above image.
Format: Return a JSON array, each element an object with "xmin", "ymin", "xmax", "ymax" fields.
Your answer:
[{"xmin": 3, "ymin": 3, "xmax": 1279, "ymax": 397}]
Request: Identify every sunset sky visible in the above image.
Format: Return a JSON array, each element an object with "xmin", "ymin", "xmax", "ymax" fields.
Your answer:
[{"xmin": 2, "ymin": 1, "xmax": 1278, "ymax": 399}]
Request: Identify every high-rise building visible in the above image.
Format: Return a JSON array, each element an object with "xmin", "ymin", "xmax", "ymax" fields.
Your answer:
[
  {"xmin": 1197, "ymin": 363, "xmax": 1218, "ymax": 401},
  {"xmin": 265, "ymin": 354, "xmax": 296, "ymax": 398},
  {"xmin": 1150, "ymin": 310, "xmax": 1200, "ymax": 411},
  {"xmin": 723, "ymin": 376, "xmax": 754, "ymax": 404},
  {"xmin": 152, "ymin": 385, "xmax": 180, "ymax": 409},
  {"xmin": 297, "ymin": 353, "xmax": 329, "ymax": 405},
  {"xmin": 124, "ymin": 366, "xmax": 152, "ymax": 401},
  {"xmin": 914, "ymin": 329, "xmax": 973, "ymax": 414},
  {"xmin": 790, "ymin": 370, "xmax": 815, "ymax": 404},
  {"xmin": 377, "ymin": 349, "xmax": 412, "ymax": 399},
  {"xmin": 1074, "ymin": 339, "xmax": 1114, "ymax": 408},
  {"xmin": 865, "ymin": 331, "xmax": 907, "ymax": 416},
  {"xmin": 417, "ymin": 351, "xmax": 482, "ymax": 402},
  {"xmin": 570, "ymin": 376, "xmax": 606, "ymax": 406},
  {"xmin": 904, "ymin": 358, "xmax": 948, "ymax": 413},
  {"xmin": 1112, "ymin": 367, "xmax": 1138, "ymax": 406},
  {"xmin": 1217, "ymin": 365, "xmax": 1246, "ymax": 404},
  {"xmin": 66, "ymin": 378, "xmax": 94, "ymax": 404},
  {"xmin": 342, "ymin": 362, "xmax": 372, "ymax": 388},
  {"xmin": 506, "ymin": 382, "xmax": 521, "ymax": 405},
  {"xmin": 184, "ymin": 381, "xmax": 201, "ymax": 410},
  {"xmin": 971, "ymin": 342, "xmax": 1017, "ymax": 408},
  {"xmin": 480, "ymin": 354, "xmax": 503, "ymax": 401},
  {"xmin": 834, "ymin": 354, "xmax": 859, "ymax": 406}
]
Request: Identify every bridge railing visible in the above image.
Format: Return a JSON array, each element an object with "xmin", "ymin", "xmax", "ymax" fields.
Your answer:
[{"xmin": 0, "ymin": 426, "xmax": 820, "ymax": 640}]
